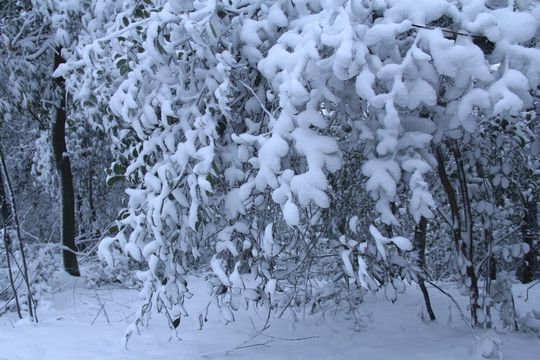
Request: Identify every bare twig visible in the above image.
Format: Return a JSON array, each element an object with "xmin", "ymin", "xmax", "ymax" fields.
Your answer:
[
  {"xmin": 411, "ymin": 23, "xmax": 487, "ymax": 39},
  {"xmin": 2, "ymin": 219, "xmax": 21, "ymax": 318},
  {"xmin": 90, "ymin": 289, "xmax": 110, "ymax": 325},
  {"xmin": 476, "ymin": 226, "xmax": 522, "ymax": 274},
  {"xmin": 262, "ymin": 334, "xmax": 318, "ymax": 341},
  {"xmin": 235, "ymin": 340, "xmax": 273, "ymax": 350},
  {"xmin": 426, "ymin": 280, "xmax": 478, "ymax": 341},
  {"xmin": 238, "ymin": 80, "xmax": 274, "ymax": 120},
  {"xmin": 525, "ymin": 279, "xmax": 540, "ymax": 302},
  {"xmin": 202, "ymin": 304, "xmax": 273, "ymax": 359}
]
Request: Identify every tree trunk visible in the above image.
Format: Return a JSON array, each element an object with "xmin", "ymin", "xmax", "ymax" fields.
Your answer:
[
  {"xmin": 0, "ymin": 169, "xmax": 9, "ymax": 223},
  {"xmin": 414, "ymin": 216, "xmax": 436, "ymax": 321},
  {"xmin": 52, "ymin": 48, "xmax": 80, "ymax": 277},
  {"xmin": 520, "ymin": 199, "xmax": 539, "ymax": 283},
  {"xmin": 435, "ymin": 143, "xmax": 479, "ymax": 325},
  {"xmin": 452, "ymin": 142, "xmax": 480, "ymax": 325}
]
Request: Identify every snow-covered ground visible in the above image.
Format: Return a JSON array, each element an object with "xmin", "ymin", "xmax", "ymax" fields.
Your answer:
[{"xmin": 1, "ymin": 272, "xmax": 539, "ymax": 360}]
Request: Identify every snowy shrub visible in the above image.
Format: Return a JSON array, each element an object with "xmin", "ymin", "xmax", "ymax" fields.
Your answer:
[{"xmin": 55, "ymin": 0, "xmax": 540, "ymax": 339}]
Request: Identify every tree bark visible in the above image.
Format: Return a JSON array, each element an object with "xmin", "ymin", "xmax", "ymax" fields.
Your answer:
[
  {"xmin": 414, "ymin": 216, "xmax": 436, "ymax": 321},
  {"xmin": 52, "ymin": 48, "xmax": 80, "ymax": 277}
]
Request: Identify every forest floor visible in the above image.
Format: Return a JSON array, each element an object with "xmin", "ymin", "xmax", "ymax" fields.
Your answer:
[{"xmin": 0, "ymin": 271, "xmax": 539, "ymax": 360}]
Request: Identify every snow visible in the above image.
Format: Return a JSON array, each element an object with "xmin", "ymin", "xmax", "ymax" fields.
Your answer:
[
  {"xmin": 1, "ymin": 273, "xmax": 539, "ymax": 360},
  {"xmin": 386, "ymin": 0, "xmax": 451, "ymax": 25},
  {"xmin": 255, "ymin": 134, "xmax": 289, "ymax": 191},
  {"xmin": 491, "ymin": 9, "xmax": 538, "ymax": 44},
  {"xmin": 424, "ymin": 30, "xmax": 492, "ymax": 85},
  {"xmin": 283, "ymin": 200, "xmax": 300, "ymax": 227},
  {"xmin": 263, "ymin": 223, "xmax": 276, "ymax": 258},
  {"xmin": 364, "ymin": 20, "xmax": 413, "ymax": 48},
  {"xmin": 210, "ymin": 255, "xmax": 231, "ymax": 286}
]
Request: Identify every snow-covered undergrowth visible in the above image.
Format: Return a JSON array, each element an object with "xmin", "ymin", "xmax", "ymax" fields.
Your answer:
[
  {"xmin": 1, "ymin": 1, "xmax": 539, "ymax": 359},
  {"xmin": 1, "ymin": 270, "xmax": 538, "ymax": 360}
]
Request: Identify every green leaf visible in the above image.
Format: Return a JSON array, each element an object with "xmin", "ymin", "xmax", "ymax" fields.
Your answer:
[
  {"xmin": 206, "ymin": 174, "xmax": 214, "ymax": 189},
  {"xmin": 108, "ymin": 225, "xmax": 119, "ymax": 235},
  {"xmin": 154, "ymin": 39, "xmax": 166, "ymax": 55},
  {"xmin": 254, "ymin": 72, "xmax": 262, "ymax": 87},
  {"xmin": 116, "ymin": 59, "xmax": 127, "ymax": 68},
  {"xmin": 123, "ymin": 17, "xmax": 129, "ymax": 27},
  {"xmin": 116, "ymin": 210, "xmax": 129, "ymax": 221},
  {"xmin": 210, "ymin": 23, "xmax": 218, "ymax": 38},
  {"xmin": 107, "ymin": 176, "xmax": 124, "ymax": 186},
  {"xmin": 211, "ymin": 161, "xmax": 220, "ymax": 175},
  {"xmin": 113, "ymin": 163, "xmax": 124, "ymax": 175},
  {"xmin": 119, "ymin": 65, "xmax": 131, "ymax": 76}
]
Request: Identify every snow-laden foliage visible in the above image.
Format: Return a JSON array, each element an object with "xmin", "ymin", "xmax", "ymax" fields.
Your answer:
[{"xmin": 59, "ymin": 0, "xmax": 540, "ymax": 338}]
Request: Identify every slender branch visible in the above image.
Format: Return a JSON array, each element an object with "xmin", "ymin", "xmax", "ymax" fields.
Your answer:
[
  {"xmin": 411, "ymin": 23, "xmax": 488, "ymax": 39},
  {"xmin": 435, "ymin": 207, "xmax": 453, "ymax": 229},
  {"xmin": 24, "ymin": 40, "xmax": 52, "ymax": 61},
  {"xmin": 2, "ymin": 218, "xmax": 21, "ymax": 318},
  {"xmin": 11, "ymin": 13, "xmax": 36, "ymax": 45},
  {"xmin": 238, "ymin": 80, "xmax": 274, "ymax": 120},
  {"xmin": 525, "ymin": 280, "xmax": 540, "ymax": 302},
  {"xmin": 0, "ymin": 145, "xmax": 35, "ymax": 321},
  {"xmin": 262, "ymin": 334, "xmax": 319, "ymax": 341},
  {"xmin": 426, "ymin": 280, "xmax": 478, "ymax": 341},
  {"xmin": 27, "ymin": 108, "xmax": 48, "ymax": 131},
  {"xmin": 475, "ymin": 226, "xmax": 522, "ymax": 274},
  {"xmin": 202, "ymin": 304, "xmax": 273, "ymax": 359}
]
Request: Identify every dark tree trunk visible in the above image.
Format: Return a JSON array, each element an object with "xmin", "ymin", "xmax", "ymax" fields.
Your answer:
[
  {"xmin": 520, "ymin": 199, "xmax": 539, "ymax": 283},
  {"xmin": 0, "ymin": 169, "xmax": 10, "ymax": 224},
  {"xmin": 452, "ymin": 142, "xmax": 480, "ymax": 325},
  {"xmin": 52, "ymin": 48, "xmax": 80, "ymax": 277},
  {"xmin": 435, "ymin": 143, "xmax": 479, "ymax": 325},
  {"xmin": 414, "ymin": 216, "xmax": 436, "ymax": 321}
]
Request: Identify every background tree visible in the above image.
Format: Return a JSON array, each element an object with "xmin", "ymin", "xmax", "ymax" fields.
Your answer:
[{"xmin": 0, "ymin": 0, "xmax": 125, "ymax": 279}]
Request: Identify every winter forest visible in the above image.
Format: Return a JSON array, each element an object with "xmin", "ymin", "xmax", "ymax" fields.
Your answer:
[{"xmin": 0, "ymin": 0, "xmax": 539, "ymax": 359}]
